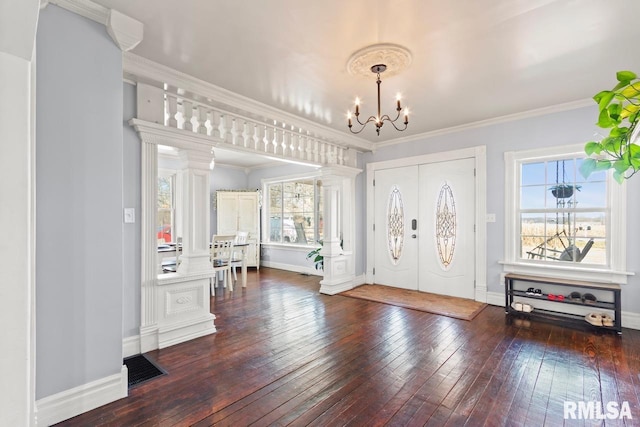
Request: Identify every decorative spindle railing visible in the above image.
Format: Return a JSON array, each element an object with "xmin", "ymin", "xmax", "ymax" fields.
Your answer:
[{"xmin": 164, "ymin": 93, "xmax": 348, "ymax": 166}]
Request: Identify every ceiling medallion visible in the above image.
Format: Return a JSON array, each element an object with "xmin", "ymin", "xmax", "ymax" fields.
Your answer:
[
  {"xmin": 346, "ymin": 44, "xmax": 412, "ymax": 136},
  {"xmin": 346, "ymin": 43, "xmax": 412, "ymax": 79}
]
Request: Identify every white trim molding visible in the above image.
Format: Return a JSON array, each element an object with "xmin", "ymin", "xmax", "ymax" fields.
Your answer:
[
  {"xmin": 106, "ymin": 9, "xmax": 143, "ymax": 52},
  {"xmin": 373, "ymin": 99, "xmax": 594, "ymax": 150},
  {"xmin": 35, "ymin": 366, "xmax": 127, "ymax": 426},
  {"xmin": 47, "ymin": 0, "xmax": 143, "ymax": 52},
  {"xmin": 260, "ymin": 261, "xmax": 322, "ymax": 277},
  {"xmin": 365, "ymin": 146, "xmax": 488, "ymax": 302},
  {"xmin": 123, "ymin": 335, "xmax": 140, "ymax": 359}
]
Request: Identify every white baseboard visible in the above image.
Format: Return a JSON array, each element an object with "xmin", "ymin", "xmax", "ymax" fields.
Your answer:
[
  {"xmin": 35, "ymin": 365, "xmax": 128, "ymax": 426},
  {"xmin": 352, "ymin": 274, "xmax": 366, "ymax": 287},
  {"xmin": 621, "ymin": 310, "xmax": 640, "ymax": 330},
  {"xmin": 261, "ymin": 261, "xmax": 322, "ymax": 276},
  {"xmin": 487, "ymin": 290, "xmax": 640, "ymax": 330},
  {"xmin": 487, "ymin": 291, "xmax": 505, "ymax": 307},
  {"xmin": 123, "ymin": 335, "xmax": 140, "ymax": 358}
]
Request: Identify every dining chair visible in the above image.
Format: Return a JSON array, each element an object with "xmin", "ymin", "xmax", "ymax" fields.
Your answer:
[
  {"xmin": 210, "ymin": 235, "xmax": 235, "ymax": 295},
  {"xmin": 231, "ymin": 231, "xmax": 249, "ymax": 282}
]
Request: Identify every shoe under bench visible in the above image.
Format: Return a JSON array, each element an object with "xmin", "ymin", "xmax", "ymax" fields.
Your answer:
[{"xmin": 504, "ymin": 273, "xmax": 622, "ymax": 335}]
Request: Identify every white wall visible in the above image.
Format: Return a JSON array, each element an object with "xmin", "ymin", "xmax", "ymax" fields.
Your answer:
[
  {"xmin": 362, "ymin": 105, "xmax": 640, "ymax": 316},
  {"xmin": 36, "ymin": 5, "xmax": 124, "ymax": 398}
]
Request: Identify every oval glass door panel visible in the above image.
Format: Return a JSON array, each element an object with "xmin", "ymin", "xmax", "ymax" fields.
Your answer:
[
  {"xmin": 386, "ymin": 186, "xmax": 405, "ymax": 265},
  {"xmin": 435, "ymin": 183, "xmax": 457, "ymax": 270}
]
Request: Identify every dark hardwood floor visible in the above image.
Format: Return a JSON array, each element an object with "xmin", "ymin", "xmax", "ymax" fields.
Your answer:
[{"xmin": 57, "ymin": 268, "xmax": 640, "ymax": 426}]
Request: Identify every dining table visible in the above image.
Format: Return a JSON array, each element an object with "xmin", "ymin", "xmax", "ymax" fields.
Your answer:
[{"xmin": 158, "ymin": 242, "xmax": 250, "ymax": 288}]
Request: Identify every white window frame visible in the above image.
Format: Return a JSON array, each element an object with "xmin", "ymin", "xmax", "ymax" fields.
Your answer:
[
  {"xmin": 503, "ymin": 143, "xmax": 631, "ymax": 284},
  {"xmin": 261, "ymin": 172, "xmax": 323, "ymax": 248},
  {"xmin": 157, "ymin": 168, "xmax": 176, "ymax": 244}
]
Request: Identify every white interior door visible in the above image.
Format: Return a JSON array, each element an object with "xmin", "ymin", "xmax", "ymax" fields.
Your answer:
[
  {"xmin": 418, "ymin": 158, "xmax": 475, "ymax": 299},
  {"xmin": 373, "ymin": 166, "xmax": 419, "ymax": 290}
]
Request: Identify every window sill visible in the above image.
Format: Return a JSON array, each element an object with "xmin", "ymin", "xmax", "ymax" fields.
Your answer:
[
  {"xmin": 499, "ymin": 260, "xmax": 634, "ymax": 284},
  {"xmin": 261, "ymin": 242, "xmax": 318, "ymax": 251}
]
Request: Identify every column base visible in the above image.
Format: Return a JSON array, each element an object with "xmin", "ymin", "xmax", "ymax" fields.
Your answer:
[{"xmin": 319, "ymin": 274, "xmax": 355, "ymax": 295}]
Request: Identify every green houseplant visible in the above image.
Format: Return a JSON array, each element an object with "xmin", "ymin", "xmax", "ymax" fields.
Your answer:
[
  {"xmin": 581, "ymin": 71, "xmax": 640, "ymax": 183},
  {"xmin": 306, "ymin": 240, "xmax": 324, "ymax": 270}
]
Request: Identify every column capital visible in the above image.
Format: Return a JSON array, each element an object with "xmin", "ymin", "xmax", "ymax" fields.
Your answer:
[{"xmin": 178, "ymin": 148, "xmax": 214, "ymax": 171}]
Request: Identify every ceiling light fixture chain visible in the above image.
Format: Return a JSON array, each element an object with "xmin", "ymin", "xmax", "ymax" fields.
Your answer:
[{"xmin": 347, "ymin": 64, "xmax": 409, "ymax": 136}]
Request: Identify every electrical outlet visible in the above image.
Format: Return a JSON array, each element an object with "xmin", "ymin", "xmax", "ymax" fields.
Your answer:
[
  {"xmin": 486, "ymin": 213, "xmax": 496, "ymax": 223},
  {"xmin": 124, "ymin": 208, "xmax": 135, "ymax": 223}
]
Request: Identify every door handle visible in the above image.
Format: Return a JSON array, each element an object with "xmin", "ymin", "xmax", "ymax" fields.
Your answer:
[
  {"xmin": 411, "ymin": 234, "xmax": 417, "ymax": 238},
  {"xmin": 412, "ymin": 219, "xmax": 417, "ymax": 230}
]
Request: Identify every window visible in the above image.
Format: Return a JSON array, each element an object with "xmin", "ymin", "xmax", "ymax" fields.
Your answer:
[
  {"xmin": 265, "ymin": 177, "xmax": 323, "ymax": 245},
  {"xmin": 504, "ymin": 144, "xmax": 628, "ymax": 282},
  {"xmin": 519, "ymin": 157, "xmax": 606, "ymax": 265},
  {"xmin": 157, "ymin": 172, "xmax": 175, "ymax": 243}
]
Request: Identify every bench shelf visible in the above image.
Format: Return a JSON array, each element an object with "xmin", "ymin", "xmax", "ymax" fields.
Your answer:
[{"xmin": 505, "ymin": 273, "xmax": 622, "ymax": 334}]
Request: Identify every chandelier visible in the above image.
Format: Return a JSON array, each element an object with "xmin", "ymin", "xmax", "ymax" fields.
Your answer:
[{"xmin": 347, "ymin": 64, "xmax": 408, "ymax": 136}]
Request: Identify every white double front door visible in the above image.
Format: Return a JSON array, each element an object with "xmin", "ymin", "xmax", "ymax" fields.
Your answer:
[{"xmin": 373, "ymin": 158, "xmax": 475, "ymax": 299}]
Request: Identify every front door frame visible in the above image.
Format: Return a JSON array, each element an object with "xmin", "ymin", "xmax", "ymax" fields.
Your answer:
[{"xmin": 365, "ymin": 146, "xmax": 488, "ymax": 302}]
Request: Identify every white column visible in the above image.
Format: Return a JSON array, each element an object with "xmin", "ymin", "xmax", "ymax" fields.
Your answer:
[
  {"xmin": 176, "ymin": 149, "xmax": 215, "ymax": 274},
  {"xmin": 130, "ymin": 119, "xmax": 217, "ymax": 351},
  {"xmin": 319, "ymin": 166, "xmax": 361, "ymax": 295},
  {"xmin": 139, "ymin": 138, "xmax": 159, "ymax": 352},
  {"xmin": 0, "ymin": 1, "xmax": 39, "ymax": 425}
]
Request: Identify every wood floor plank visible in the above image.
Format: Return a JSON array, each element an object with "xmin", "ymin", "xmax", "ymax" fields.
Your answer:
[{"xmin": 52, "ymin": 268, "xmax": 640, "ymax": 427}]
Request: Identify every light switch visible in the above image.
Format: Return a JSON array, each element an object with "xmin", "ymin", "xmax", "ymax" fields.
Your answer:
[
  {"xmin": 124, "ymin": 208, "xmax": 135, "ymax": 223},
  {"xmin": 486, "ymin": 213, "xmax": 496, "ymax": 223}
]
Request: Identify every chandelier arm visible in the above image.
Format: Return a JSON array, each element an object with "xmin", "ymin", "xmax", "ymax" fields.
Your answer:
[
  {"xmin": 355, "ymin": 115, "xmax": 379, "ymax": 126},
  {"xmin": 389, "ymin": 119, "xmax": 409, "ymax": 132},
  {"xmin": 348, "ymin": 122, "xmax": 368, "ymax": 134}
]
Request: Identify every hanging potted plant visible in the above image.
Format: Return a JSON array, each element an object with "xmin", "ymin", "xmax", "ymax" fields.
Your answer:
[
  {"xmin": 549, "ymin": 184, "xmax": 581, "ymax": 199},
  {"xmin": 581, "ymin": 71, "xmax": 640, "ymax": 183}
]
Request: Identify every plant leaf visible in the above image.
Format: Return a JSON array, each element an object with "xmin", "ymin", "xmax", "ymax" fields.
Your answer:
[
  {"xmin": 617, "ymin": 71, "xmax": 637, "ymax": 82},
  {"xmin": 584, "ymin": 141, "xmax": 602, "ymax": 155},
  {"xmin": 597, "ymin": 108, "xmax": 614, "ymax": 128},
  {"xmin": 613, "ymin": 170, "xmax": 625, "ymax": 184},
  {"xmin": 579, "ymin": 158, "xmax": 597, "ymax": 178},
  {"xmin": 613, "ymin": 159, "xmax": 630, "ymax": 173},
  {"xmin": 597, "ymin": 91, "xmax": 616, "ymax": 112},
  {"xmin": 595, "ymin": 159, "xmax": 612, "ymax": 171}
]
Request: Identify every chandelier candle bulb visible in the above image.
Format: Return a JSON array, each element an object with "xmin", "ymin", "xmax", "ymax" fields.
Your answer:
[{"xmin": 396, "ymin": 94, "xmax": 401, "ymax": 110}]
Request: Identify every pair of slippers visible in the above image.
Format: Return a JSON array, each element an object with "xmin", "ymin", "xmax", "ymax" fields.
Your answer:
[
  {"xmin": 585, "ymin": 312, "xmax": 614, "ymax": 327},
  {"xmin": 569, "ymin": 292, "xmax": 597, "ymax": 304},
  {"xmin": 511, "ymin": 301, "xmax": 534, "ymax": 313}
]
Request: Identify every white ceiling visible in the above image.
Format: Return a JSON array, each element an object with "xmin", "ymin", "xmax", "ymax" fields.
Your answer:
[{"xmin": 95, "ymin": 0, "xmax": 640, "ymax": 146}]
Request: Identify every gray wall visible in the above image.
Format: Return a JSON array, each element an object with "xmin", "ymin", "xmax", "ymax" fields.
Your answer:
[
  {"xmin": 36, "ymin": 5, "xmax": 124, "ymax": 398},
  {"xmin": 362, "ymin": 105, "xmax": 640, "ymax": 313},
  {"xmin": 123, "ymin": 82, "xmax": 141, "ymax": 338}
]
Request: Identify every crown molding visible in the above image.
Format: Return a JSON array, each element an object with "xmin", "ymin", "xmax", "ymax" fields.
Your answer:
[
  {"xmin": 49, "ymin": 0, "xmax": 108, "ymax": 25},
  {"xmin": 48, "ymin": 0, "xmax": 143, "ymax": 52},
  {"xmin": 373, "ymin": 98, "xmax": 595, "ymax": 150},
  {"xmin": 123, "ymin": 53, "xmax": 373, "ymax": 153},
  {"xmin": 106, "ymin": 9, "xmax": 143, "ymax": 52}
]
